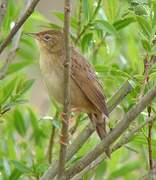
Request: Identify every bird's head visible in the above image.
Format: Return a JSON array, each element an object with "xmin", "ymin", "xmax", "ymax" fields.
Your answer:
[{"xmin": 25, "ymin": 30, "xmax": 64, "ymax": 53}]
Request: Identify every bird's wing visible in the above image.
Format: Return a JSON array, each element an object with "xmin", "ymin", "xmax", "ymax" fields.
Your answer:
[{"xmin": 71, "ymin": 48, "xmax": 108, "ymax": 116}]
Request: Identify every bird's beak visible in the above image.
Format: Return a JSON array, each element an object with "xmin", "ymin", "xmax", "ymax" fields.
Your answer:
[{"xmin": 24, "ymin": 32, "xmax": 39, "ymax": 39}]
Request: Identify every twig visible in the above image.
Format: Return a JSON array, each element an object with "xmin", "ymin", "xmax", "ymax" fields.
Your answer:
[
  {"xmin": 0, "ymin": 0, "xmax": 8, "ymax": 28},
  {"xmin": 75, "ymin": 0, "xmax": 102, "ymax": 44},
  {"xmin": 71, "ymin": 115, "xmax": 156, "ymax": 180},
  {"xmin": 147, "ymin": 106, "xmax": 153, "ymax": 170},
  {"xmin": 58, "ymin": 0, "xmax": 71, "ymax": 179},
  {"xmin": 0, "ymin": 0, "xmax": 40, "ymax": 55},
  {"xmin": 40, "ymin": 80, "xmax": 133, "ymax": 180},
  {"xmin": 65, "ymin": 85, "xmax": 156, "ymax": 179}
]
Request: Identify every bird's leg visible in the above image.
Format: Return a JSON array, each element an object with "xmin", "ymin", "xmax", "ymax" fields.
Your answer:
[
  {"xmin": 60, "ymin": 107, "xmax": 81, "ymax": 145},
  {"xmin": 60, "ymin": 133, "xmax": 68, "ymax": 146},
  {"xmin": 59, "ymin": 112, "xmax": 70, "ymax": 146},
  {"xmin": 60, "ymin": 107, "xmax": 80, "ymax": 124}
]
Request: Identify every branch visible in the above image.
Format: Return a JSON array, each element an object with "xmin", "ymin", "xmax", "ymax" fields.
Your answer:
[
  {"xmin": 0, "ymin": 0, "xmax": 8, "ymax": 28},
  {"xmin": 0, "ymin": 0, "xmax": 40, "ymax": 55},
  {"xmin": 71, "ymin": 115, "xmax": 156, "ymax": 180},
  {"xmin": 147, "ymin": 107, "xmax": 153, "ymax": 170},
  {"xmin": 40, "ymin": 80, "xmax": 133, "ymax": 180},
  {"xmin": 58, "ymin": 0, "xmax": 71, "ymax": 179},
  {"xmin": 66, "ymin": 85, "xmax": 156, "ymax": 179}
]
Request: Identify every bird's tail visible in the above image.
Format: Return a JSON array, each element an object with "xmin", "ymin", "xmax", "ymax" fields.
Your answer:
[{"xmin": 89, "ymin": 113, "xmax": 110, "ymax": 157}]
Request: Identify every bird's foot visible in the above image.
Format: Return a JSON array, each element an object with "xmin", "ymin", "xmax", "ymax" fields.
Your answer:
[{"xmin": 59, "ymin": 133, "xmax": 68, "ymax": 146}]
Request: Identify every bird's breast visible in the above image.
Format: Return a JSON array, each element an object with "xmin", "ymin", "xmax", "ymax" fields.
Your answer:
[{"xmin": 39, "ymin": 54, "xmax": 64, "ymax": 104}]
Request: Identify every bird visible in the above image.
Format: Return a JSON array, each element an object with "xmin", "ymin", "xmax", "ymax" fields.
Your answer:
[{"xmin": 27, "ymin": 30, "xmax": 109, "ymax": 154}]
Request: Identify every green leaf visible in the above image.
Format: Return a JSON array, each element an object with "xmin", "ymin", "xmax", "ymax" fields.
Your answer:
[
  {"xmin": 110, "ymin": 161, "xmax": 140, "ymax": 178},
  {"xmin": 28, "ymin": 107, "xmax": 38, "ymax": 130},
  {"xmin": 95, "ymin": 20, "xmax": 117, "ymax": 36},
  {"xmin": 30, "ymin": 11, "xmax": 49, "ymax": 22},
  {"xmin": 14, "ymin": 109, "xmax": 26, "ymax": 136},
  {"xmin": 0, "ymin": 78, "xmax": 17, "ymax": 105},
  {"xmin": 12, "ymin": 160, "xmax": 31, "ymax": 173},
  {"xmin": 9, "ymin": 169, "xmax": 22, "ymax": 180},
  {"xmin": 95, "ymin": 160, "xmax": 107, "ymax": 179},
  {"xmin": 82, "ymin": 0, "xmax": 89, "ymax": 20},
  {"xmin": 53, "ymin": 11, "xmax": 77, "ymax": 29},
  {"xmin": 81, "ymin": 33, "xmax": 93, "ymax": 51},
  {"xmin": 141, "ymin": 39, "xmax": 151, "ymax": 52},
  {"xmin": 20, "ymin": 79, "xmax": 35, "ymax": 95},
  {"xmin": 152, "ymin": 1, "xmax": 156, "ymax": 27},
  {"xmin": 113, "ymin": 17, "xmax": 136, "ymax": 31},
  {"xmin": 7, "ymin": 61, "xmax": 32, "ymax": 75},
  {"xmin": 49, "ymin": 23, "xmax": 62, "ymax": 30},
  {"xmin": 150, "ymin": 72, "xmax": 156, "ymax": 80},
  {"xmin": 136, "ymin": 16, "xmax": 152, "ymax": 39}
]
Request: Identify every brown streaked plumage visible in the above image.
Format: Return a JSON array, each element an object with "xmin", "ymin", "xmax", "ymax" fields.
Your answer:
[{"xmin": 28, "ymin": 30, "xmax": 109, "ymax": 152}]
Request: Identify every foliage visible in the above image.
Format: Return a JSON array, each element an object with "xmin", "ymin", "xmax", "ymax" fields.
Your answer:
[{"xmin": 0, "ymin": 0, "xmax": 156, "ymax": 179}]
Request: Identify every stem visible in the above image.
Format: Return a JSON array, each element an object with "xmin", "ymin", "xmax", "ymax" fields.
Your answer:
[
  {"xmin": 0, "ymin": 0, "xmax": 40, "ymax": 55},
  {"xmin": 58, "ymin": 0, "xmax": 71, "ymax": 179}
]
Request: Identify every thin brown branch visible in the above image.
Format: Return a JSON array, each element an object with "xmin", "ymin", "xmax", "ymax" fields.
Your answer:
[
  {"xmin": 147, "ymin": 106, "xmax": 153, "ymax": 170},
  {"xmin": 58, "ymin": 0, "xmax": 71, "ymax": 179},
  {"xmin": 147, "ymin": 119, "xmax": 153, "ymax": 170},
  {"xmin": 65, "ymin": 85, "xmax": 156, "ymax": 179},
  {"xmin": 75, "ymin": 0, "xmax": 102, "ymax": 44},
  {"xmin": 71, "ymin": 115, "xmax": 156, "ymax": 180},
  {"xmin": 40, "ymin": 80, "xmax": 133, "ymax": 180},
  {"xmin": 0, "ymin": 0, "xmax": 40, "ymax": 55},
  {"xmin": 0, "ymin": 0, "xmax": 8, "ymax": 28}
]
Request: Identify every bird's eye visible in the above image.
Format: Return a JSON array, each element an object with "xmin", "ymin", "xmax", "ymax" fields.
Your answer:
[{"xmin": 43, "ymin": 34, "xmax": 51, "ymax": 41}]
